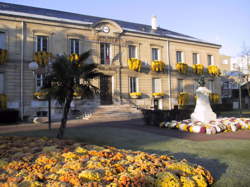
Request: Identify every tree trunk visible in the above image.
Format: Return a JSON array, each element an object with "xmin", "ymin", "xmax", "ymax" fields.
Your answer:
[{"xmin": 57, "ymin": 95, "xmax": 73, "ymax": 139}]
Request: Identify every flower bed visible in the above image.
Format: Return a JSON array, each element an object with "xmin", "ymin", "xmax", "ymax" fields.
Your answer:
[
  {"xmin": 0, "ymin": 136, "xmax": 214, "ymax": 186},
  {"xmin": 161, "ymin": 118, "xmax": 250, "ymax": 134}
]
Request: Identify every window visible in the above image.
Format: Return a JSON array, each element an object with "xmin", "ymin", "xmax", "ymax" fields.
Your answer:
[
  {"xmin": 0, "ymin": 73, "xmax": 4, "ymax": 93},
  {"xmin": 208, "ymin": 80, "xmax": 214, "ymax": 92},
  {"xmin": 100, "ymin": 43, "xmax": 111, "ymax": 64},
  {"xmin": 128, "ymin": 45, "xmax": 136, "ymax": 59},
  {"xmin": 193, "ymin": 79, "xmax": 198, "ymax": 93},
  {"xmin": 36, "ymin": 36, "xmax": 48, "ymax": 52},
  {"xmin": 70, "ymin": 39, "xmax": 79, "ymax": 54},
  {"xmin": 36, "ymin": 74, "xmax": 45, "ymax": 91},
  {"xmin": 207, "ymin": 55, "xmax": 214, "ymax": 65},
  {"xmin": 193, "ymin": 53, "xmax": 199, "ymax": 64},
  {"xmin": 222, "ymin": 59, "xmax": 228, "ymax": 65},
  {"xmin": 152, "ymin": 48, "xmax": 159, "ymax": 61},
  {"xmin": 178, "ymin": 79, "xmax": 184, "ymax": 93},
  {"xmin": 0, "ymin": 32, "xmax": 6, "ymax": 49},
  {"xmin": 176, "ymin": 51, "xmax": 183, "ymax": 63},
  {"xmin": 129, "ymin": 77, "xmax": 138, "ymax": 93},
  {"xmin": 152, "ymin": 78, "xmax": 161, "ymax": 93}
]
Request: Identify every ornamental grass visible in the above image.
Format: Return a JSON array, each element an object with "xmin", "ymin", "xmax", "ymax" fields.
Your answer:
[
  {"xmin": 208, "ymin": 65, "xmax": 220, "ymax": 76},
  {"xmin": 162, "ymin": 117, "xmax": 250, "ymax": 135},
  {"xmin": 33, "ymin": 51, "xmax": 53, "ymax": 66},
  {"xmin": 0, "ymin": 136, "xmax": 214, "ymax": 186},
  {"xmin": 151, "ymin": 61, "xmax": 165, "ymax": 72},
  {"xmin": 176, "ymin": 62, "xmax": 188, "ymax": 74},
  {"xmin": 178, "ymin": 92, "xmax": 189, "ymax": 106},
  {"xmin": 0, "ymin": 94, "xmax": 7, "ymax": 110},
  {"xmin": 128, "ymin": 58, "xmax": 142, "ymax": 72},
  {"xmin": 192, "ymin": 64, "xmax": 204, "ymax": 75},
  {"xmin": 0, "ymin": 49, "xmax": 8, "ymax": 65}
]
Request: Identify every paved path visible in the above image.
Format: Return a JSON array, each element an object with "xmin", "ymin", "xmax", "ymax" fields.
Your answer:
[{"xmin": 0, "ymin": 118, "xmax": 250, "ymax": 141}]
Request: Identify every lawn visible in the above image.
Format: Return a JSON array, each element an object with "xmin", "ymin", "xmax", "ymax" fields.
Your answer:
[{"xmin": 1, "ymin": 124, "xmax": 250, "ymax": 186}]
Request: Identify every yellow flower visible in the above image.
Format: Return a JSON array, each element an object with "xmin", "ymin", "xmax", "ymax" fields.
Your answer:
[
  {"xmin": 155, "ymin": 171, "xmax": 181, "ymax": 187},
  {"xmin": 75, "ymin": 146, "xmax": 88, "ymax": 154},
  {"xmin": 129, "ymin": 92, "xmax": 142, "ymax": 97},
  {"xmin": 78, "ymin": 169, "xmax": 102, "ymax": 181},
  {"xmin": 152, "ymin": 61, "xmax": 165, "ymax": 72},
  {"xmin": 127, "ymin": 58, "xmax": 142, "ymax": 71},
  {"xmin": 208, "ymin": 65, "xmax": 220, "ymax": 76},
  {"xmin": 152, "ymin": 92, "xmax": 164, "ymax": 97},
  {"xmin": 176, "ymin": 62, "xmax": 188, "ymax": 74},
  {"xmin": 62, "ymin": 152, "xmax": 78, "ymax": 160},
  {"xmin": 192, "ymin": 64, "xmax": 204, "ymax": 75}
]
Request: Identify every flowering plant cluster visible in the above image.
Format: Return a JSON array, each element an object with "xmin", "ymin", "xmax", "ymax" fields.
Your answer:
[
  {"xmin": 0, "ymin": 93, "xmax": 7, "ymax": 110},
  {"xmin": 178, "ymin": 92, "xmax": 189, "ymax": 106},
  {"xmin": 192, "ymin": 64, "xmax": 204, "ymax": 75},
  {"xmin": 208, "ymin": 65, "xmax": 220, "ymax": 76},
  {"xmin": 0, "ymin": 136, "xmax": 214, "ymax": 186},
  {"xmin": 151, "ymin": 61, "xmax": 165, "ymax": 72},
  {"xmin": 176, "ymin": 62, "xmax": 188, "ymax": 74},
  {"xmin": 69, "ymin": 53, "xmax": 79, "ymax": 62},
  {"xmin": 33, "ymin": 51, "xmax": 53, "ymax": 66},
  {"xmin": 161, "ymin": 117, "xmax": 250, "ymax": 135},
  {"xmin": 0, "ymin": 49, "xmax": 8, "ymax": 65},
  {"xmin": 209, "ymin": 93, "xmax": 220, "ymax": 104},
  {"xmin": 128, "ymin": 58, "xmax": 142, "ymax": 71}
]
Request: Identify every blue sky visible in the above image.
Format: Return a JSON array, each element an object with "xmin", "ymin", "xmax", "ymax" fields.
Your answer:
[{"xmin": 2, "ymin": 0, "xmax": 250, "ymax": 57}]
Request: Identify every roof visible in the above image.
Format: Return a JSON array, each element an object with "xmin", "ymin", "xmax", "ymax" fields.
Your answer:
[{"xmin": 0, "ymin": 2, "xmax": 221, "ymax": 47}]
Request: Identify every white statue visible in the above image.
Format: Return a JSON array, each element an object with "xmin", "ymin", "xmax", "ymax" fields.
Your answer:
[{"xmin": 191, "ymin": 77, "xmax": 216, "ymax": 122}]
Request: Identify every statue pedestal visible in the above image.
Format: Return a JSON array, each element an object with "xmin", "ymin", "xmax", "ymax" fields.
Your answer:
[{"xmin": 191, "ymin": 87, "xmax": 216, "ymax": 122}]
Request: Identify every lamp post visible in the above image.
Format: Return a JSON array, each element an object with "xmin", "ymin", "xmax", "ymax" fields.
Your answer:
[{"xmin": 29, "ymin": 60, "xmax": 51, "ymax": 130}]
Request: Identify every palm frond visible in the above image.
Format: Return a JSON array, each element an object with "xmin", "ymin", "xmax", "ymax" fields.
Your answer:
[{"xmin": 78, "ymin": 50, "xmax": 91, "ymax": 64}]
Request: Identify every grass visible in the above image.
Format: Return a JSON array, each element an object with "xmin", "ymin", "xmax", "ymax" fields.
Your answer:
[{"xmin": 1, "ymin": 125, "xmax": 250, "ymax": 186}]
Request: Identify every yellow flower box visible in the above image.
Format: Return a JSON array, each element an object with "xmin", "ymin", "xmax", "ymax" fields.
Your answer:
[
  {"xmin": 152, "ymin": 92, "xmax": 164, "ymax": 98},
  {"xmin": 176, "ymin": 62, "xmax": 188, "ymax": 74},
  {"xmin": 128, "ymin": 58, "xmax": 142, "ymax": 71},
  {"xmin": 0, "ymin": 94, "xmax": 7, "ymax": 110},
  {"xmin": 192, "ymin": 64, "xmax": 204, "ymax": 75},
  {"xmin": 33, "ymin": 51, "xmax": 53, "ymax": 66},
  {"xmin": 178, "ymin": 92, "xmax": 189, "ymax": 106},
  {"xmin": 151, "ymin": 61, "xmax": 165, "ymax": 72},
  {"xmin": 209, "ymin": 93, "xmax": 220, "ymax": 104},
  {"xmin": 69, "ymin": 53, "xmax": 79, "ymax": 62},
  {"xmin": 129, "ymin": 92, "xmax": 142, "ymax": 99},
  {"xmin": 0, "ymin": 49, "xmax": 8, "ymax": 65},
  {"xmin": 208, "ymin": 65, "xmax": 220, "ymax": 76}
]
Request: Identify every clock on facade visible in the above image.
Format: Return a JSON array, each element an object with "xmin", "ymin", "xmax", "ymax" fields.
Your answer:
[{"xmin": 102, "ymin": 26, "xmax": 110, "ymax": 33}]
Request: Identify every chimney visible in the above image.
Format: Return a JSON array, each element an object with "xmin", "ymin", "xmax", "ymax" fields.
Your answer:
[{"xmin": 151, "ymin": 16, "xmax": 157, "ymax": 30}]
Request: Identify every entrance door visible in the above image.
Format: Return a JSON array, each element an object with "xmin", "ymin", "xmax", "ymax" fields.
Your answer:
[{"xmin": 100, "ymin": 75, "xmax": 113, "ymax": 105}]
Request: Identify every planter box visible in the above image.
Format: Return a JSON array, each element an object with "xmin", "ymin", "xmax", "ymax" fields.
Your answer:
[
  {"xmin": 153, "ymin": 95, "xmax": 163, "ymax": 99},
  {"xmin": 130, "ymin": 95, "xmax": 140, "ymax": 99}
]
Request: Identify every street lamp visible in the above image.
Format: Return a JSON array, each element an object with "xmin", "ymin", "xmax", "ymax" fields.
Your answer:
[{"xmin": 28, "ymin": 60, "xmax": 51, "ymax": 130}]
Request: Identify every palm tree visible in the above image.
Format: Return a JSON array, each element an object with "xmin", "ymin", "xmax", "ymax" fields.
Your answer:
[{"xmin": 45, "ymin": 51, "xmax": 102, "ymax": 139}]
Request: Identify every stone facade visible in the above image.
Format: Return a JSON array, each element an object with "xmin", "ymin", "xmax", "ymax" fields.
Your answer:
[{"xmin": 0, "ymin": 4, "xmax": 222, "ymax": 118}]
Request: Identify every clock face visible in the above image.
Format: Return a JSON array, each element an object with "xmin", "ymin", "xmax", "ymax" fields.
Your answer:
[{"xmin": 103, "ymin": 26, "xmax": 110, "ymax": 33}]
